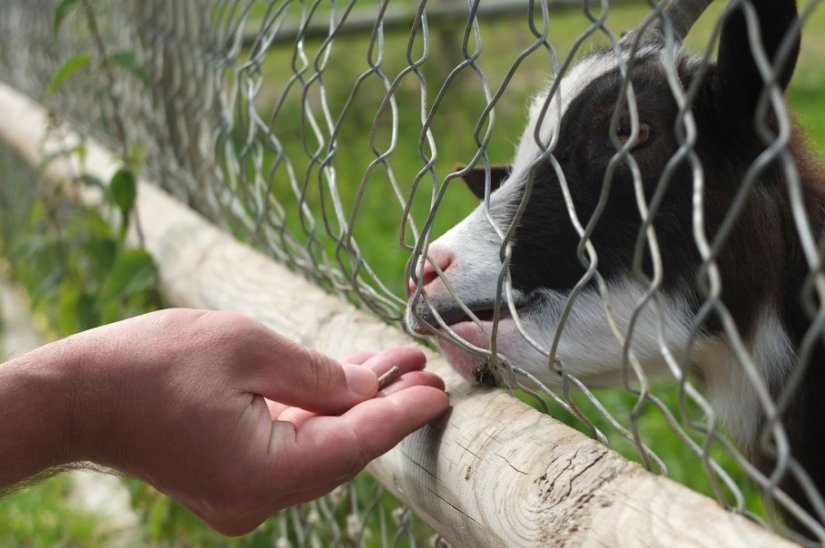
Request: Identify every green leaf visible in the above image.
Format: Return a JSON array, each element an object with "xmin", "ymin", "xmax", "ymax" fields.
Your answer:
[
  {"xmin": 126, "ymin": 145, "xmax": 146, "ymax": 173},
  {"xmin": 110, "ymin": 51, "xmax": 150, "ymax": 86},
  {"xmin": 36, "ymin": 143, "xmax": 85, "ymax": 177},
  {"xmin": 78, "ymin": 174, "xmax": 105, "ymax": 190},
  {"xmin": 57, "ymin": 285, "xmax": 98, "ymax": 335},
  {"xmin": 101, "ymin": 248, "xmax": 159, "ymax": 300},
  {"xmin": 99, "ymin": 299, "xmax": 121, "ymax": 325},
  {"xmin": 80, "ymin": 236, "xmax": 118, "ymax": 280},
  {"xmin": 109, "ymin": 168, "xmax": 137, "ymax": 219},
  {"xmin": 30, "ymin": 271, "xmax": 62, "ymax": 312},
  {"xmin": 53, "ymin": 0, "xmax": 81, "ymax": 35},
  {"xmin": 45, "ymin": 52, "xmax": 92, "ymax": 101}
]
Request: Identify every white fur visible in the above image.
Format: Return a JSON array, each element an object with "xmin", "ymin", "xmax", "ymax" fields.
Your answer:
[
  {"xmin": 513, "ymin": 52, "xmax": 620, "ymax": 170},
  {"xmin": 435, "ymin": 277, "xmax": 694, "ymax": 384},
  {"xmin": 527, "ymin": 281, "xmax": 694, "ymax": 384},
  {"xmin": 697, "ymin": 311, "xmax": 796, "ymax": 448}
]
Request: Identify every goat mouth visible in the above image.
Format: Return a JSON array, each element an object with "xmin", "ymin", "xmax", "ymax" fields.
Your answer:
[
  {"xmin": 406, "ymin": 295, "xmax": 531, "ymax": 387},
  {"xmin": 428, "ymin": 302, "xmax": 529, "ymax": 335},
  {"xmin": 406, "ymin": 292, "xmax": 531, "ymax": 337},
  {"xmin": 450, "ymin": 306, "xmax": 514, "ymax": 325},
  {"xmin": 432, "ymin": 310, "xmax": 517, "ymax": 387}
]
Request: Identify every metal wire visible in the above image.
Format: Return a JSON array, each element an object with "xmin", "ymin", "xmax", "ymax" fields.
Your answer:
[{"xmin": 1, "ymin": 0, "xmax": 824, "ymax": 544}]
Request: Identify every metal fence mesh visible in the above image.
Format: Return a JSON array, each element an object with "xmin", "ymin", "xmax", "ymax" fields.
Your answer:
[{"xmin": 2, "ymin": 0, "xmax": 824, "ymax": 544}]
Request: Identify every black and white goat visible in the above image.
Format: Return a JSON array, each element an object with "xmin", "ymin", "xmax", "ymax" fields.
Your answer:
[{"xmin": 406, "ymin": 0, "xmax": 825, "ymax": 536}]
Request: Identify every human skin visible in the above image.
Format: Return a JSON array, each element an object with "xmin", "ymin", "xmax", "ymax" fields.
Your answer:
[{"xmin": 0, "ymin": 308, "xmax": 449, "ymax": 535}]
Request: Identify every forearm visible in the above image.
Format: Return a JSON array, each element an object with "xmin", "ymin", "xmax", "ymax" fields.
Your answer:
[
  {"xmin": 0, "ymin": 309, "xmax": 449, "ymax": 534},
  {"xmin": 0, "ymin": 340, "xmax": 80, "ymax": 490}
]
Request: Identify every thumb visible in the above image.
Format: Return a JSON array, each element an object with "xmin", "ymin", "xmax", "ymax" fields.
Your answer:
[{"xmin": 243, "ymin": 333, "xmax": 378, "ymax": 414}]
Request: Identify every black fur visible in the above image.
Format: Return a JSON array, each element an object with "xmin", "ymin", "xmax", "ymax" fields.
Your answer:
[{"xmin": 452, "ymin": 0, "xmax": 825, "ymax": 535}]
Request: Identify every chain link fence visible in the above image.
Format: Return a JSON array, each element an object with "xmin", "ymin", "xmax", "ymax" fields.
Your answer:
[{"xmin": 1, "ymin": 0, "xmax": 824, "ymax": 544}]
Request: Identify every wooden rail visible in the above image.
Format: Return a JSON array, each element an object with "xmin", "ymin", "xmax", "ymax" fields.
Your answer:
[{"xmin": 0, "ymin": 81, "xmax": 794, "ymax": 547}]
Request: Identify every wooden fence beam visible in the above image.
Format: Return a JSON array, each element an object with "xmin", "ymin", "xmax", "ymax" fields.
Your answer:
[{"xmin": 0, "ymin": 81, "xmax": 794, "ymax": 547}]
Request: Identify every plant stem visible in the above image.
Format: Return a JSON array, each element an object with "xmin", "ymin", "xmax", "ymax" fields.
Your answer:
[{"xmin": 80, "ymin": 0, "xmax": 146, "ymax": 248}]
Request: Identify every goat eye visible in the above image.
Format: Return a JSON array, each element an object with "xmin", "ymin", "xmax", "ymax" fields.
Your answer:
[{"xmin": 614, "ymin": 122, "xmax": 652, "ymax": 147}]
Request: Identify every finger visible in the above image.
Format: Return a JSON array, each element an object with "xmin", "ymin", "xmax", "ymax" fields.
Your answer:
[
  {"xmin": 274, "ymin": 406, "xmax": 316, "ymax": 426},
  {"xmin": 243, "ymin": 333, "xmax": 380, "ymax": 414},
  {"xmin": 249, "ymin": 344, "xmax": 428, "ymax": 416},
  {"xmin": 380, "ymin": 370, "xmax": 445, "ymax": 395},
  {"xmin": 339, "ymin": 351, "xmax": 374, "ymax": 365},
  {"xmin": 268, "ymin": 351, "xmax": 437, "ymax": 425},
  {"xmin": 273, "ymin": 386, "xmax": 450, "ymax": 493},
  {"xmin": 265, "ymin": 399, "xmax": 290, "ymax": 420},
  {"xmin": 273, "ymin": 370, "xmax": 444, "ymax": 426},
  {"xmin": 358, "ymin": 346, "xmax": 427, "ymax": 379}
]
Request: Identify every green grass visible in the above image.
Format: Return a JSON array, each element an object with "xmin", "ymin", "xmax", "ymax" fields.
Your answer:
[{"xmin": 0, "ymin": 476, "xmax": 111, "ymax": 547}]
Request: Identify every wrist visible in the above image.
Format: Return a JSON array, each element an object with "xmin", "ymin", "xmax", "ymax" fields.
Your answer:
[
  {"xmin": 0, "ymin": 339, "xmax": 80, "ymax": 487},
  {"xmin": 55, "ymin": 328, "xmax": 131, "ymax": 469}
]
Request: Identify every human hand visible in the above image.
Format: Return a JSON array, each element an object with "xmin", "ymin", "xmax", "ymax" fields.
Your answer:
[{"xmin": 54, "ymin": 309, "xmax": 449, "ymax": 534}]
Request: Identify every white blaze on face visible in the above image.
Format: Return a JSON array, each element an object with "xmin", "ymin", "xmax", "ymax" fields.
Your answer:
[
  {"xmin": 512, "ymin": 52, "xmax": 626, "ymax": 172},
  {"xmin": 409, "ymin": 51, "xmax": 631, "ymax": 319},
  {"xmin": 407, "ymin": 48, "xmax": 690, "ymax": 386}
]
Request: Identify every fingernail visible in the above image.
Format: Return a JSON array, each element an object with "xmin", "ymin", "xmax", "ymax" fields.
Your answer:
[{"xmin": 344, "ymin": 364, "xmax": 378, "ymax": 396}]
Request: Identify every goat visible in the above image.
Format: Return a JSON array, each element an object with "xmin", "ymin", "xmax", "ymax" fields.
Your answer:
[{"xmin": 406, "ymin": 0, "xmax": 825, "ymax": 538}]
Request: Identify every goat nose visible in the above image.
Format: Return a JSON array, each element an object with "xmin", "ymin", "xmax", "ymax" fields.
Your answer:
[{"xmin": 407, "ymin": 249, "xmax": 454, "ymax": 296}]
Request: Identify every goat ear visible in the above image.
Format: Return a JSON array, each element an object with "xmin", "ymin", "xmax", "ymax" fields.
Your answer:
[
  {"xmin": 715, "ymin": 0, "xmax": 800, "ymax": 115},
  {"xmin": 455, "ymin": 163, "xmax": 511, "ymax": 200}
]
